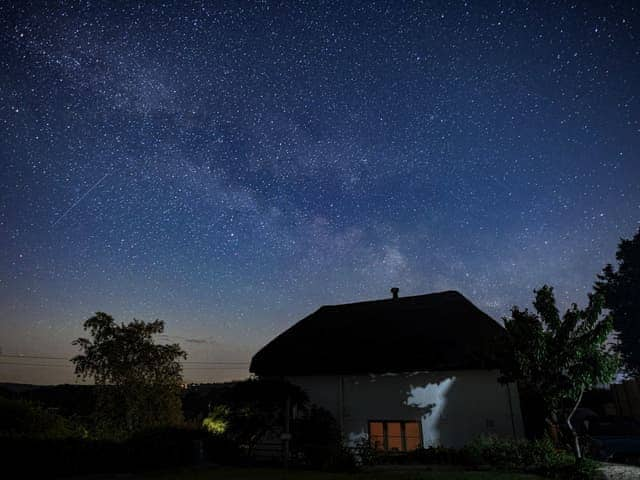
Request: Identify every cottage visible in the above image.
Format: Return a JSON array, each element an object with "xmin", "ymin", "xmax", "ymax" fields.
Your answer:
[{"xmin": 250, "ymin": 289, "xmax": 525, "ymax": 451}]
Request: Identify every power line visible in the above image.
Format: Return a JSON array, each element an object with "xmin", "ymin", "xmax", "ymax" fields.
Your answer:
[
  {"xmin": 0, "ymin": 354, "xmax": 72, "ymax": 361},
  {"xmin": 183, "ymin": 361, "xmax": 249, "ymax": 365},
  {"xmin": 0, "ymin": 361, "xmax": 248, "ymax": 370},
  {"xmin": 0, "ymin": 355, "xmax": 76, "ymax": 361},
  {"xmin": 182, "ymin": 366, "xmax": 248, "ymax": 370},
  {"xmin": 0, "ymin": 362, "xmax": 70, "ymax": 368},
  {"xmin": 0, "ymin": 354, "xmax": 249, "ymax": 366}
]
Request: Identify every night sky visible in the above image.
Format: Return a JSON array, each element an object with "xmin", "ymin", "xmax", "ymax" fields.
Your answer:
[{"xmin": 1, "ymin": 1, "xmax": 639, "ymax": 384}]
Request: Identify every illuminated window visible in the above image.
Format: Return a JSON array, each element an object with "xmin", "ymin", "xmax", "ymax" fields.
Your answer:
[
  {"xmin": 368, "ymin": 420, "xmax": 422, "ymax": 452},
  {"xmin": 369, "ymin": 421, "xmax": 384, "ymax": 450}
]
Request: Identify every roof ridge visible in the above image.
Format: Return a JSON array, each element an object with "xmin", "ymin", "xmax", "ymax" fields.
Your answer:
[{"xmin": 320, "ymin": 289, "xmax": 464, "ymax": 308}]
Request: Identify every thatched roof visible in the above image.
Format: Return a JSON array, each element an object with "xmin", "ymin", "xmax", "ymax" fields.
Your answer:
[{"xmin": 250, "ymin": 290, "xmax": 504, "ymax": 376}]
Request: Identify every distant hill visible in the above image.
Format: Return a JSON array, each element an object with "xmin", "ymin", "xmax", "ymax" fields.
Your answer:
[
  {"xmin": 0, "ymin": 382, "xmax": 42, "ymax": 394},
  {"xmin": 0, "ymin": 383, "xmax": 96, "ymax": 416}
]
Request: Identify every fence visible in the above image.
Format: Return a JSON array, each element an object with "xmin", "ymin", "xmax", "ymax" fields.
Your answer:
[{"xmin": 611, "ymin": 378, "xmax": 640, "ymax": 419}]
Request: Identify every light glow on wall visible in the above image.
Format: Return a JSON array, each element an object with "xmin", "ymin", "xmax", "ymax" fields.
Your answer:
[{"xmin": 405, "ymin": 376, "xmax": 456, "ymax": 446}]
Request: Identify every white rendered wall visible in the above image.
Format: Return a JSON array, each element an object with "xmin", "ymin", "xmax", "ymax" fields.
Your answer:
[{"xmin": 287, "ymin": 370, "xmax": 525, "ymax": 448}]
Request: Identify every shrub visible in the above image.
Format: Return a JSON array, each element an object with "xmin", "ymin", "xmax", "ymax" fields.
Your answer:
[
  {"xmin": 0, "ymin": 424, "xmax": 215, "ymax": 476},
  {"xmin": 202, "ymin": 405, "xmax": 230, "ymax": 434},
  {"xmin": 0, "ymin": 396, "xmax": 82, "ymax": 439},
  {"xmin": 352, "ymin": 436, "xmax": 379, "ymax": 466},
  {"xmin": 323, "ymin": 445, "xmax": 358, "ymax": 472},
  {"xmin": 0, "ymin": 436, "xmax": 128, "ymax": 476},
  {"xmin": 521, "ymin": 437, "xmax": 566, "ymax": 472},
  {"xmin": 292, "ymin": 405, "xmax": 343, "ymax": 469},
  {"xmin": 408, "ymin": 445, "xmax": 465, "ymax": 465},
  {"xmin": 350, "ymin": 434, "xmax": 596, "ymax": 480},
  {"xmin": 563, "ymin": 458, "xmax": 598, "ymax": 480},
  {"xmin": 462, "ymin": 435, "xmax": 598, "ymax": 480},
  {"xmin": 464, "ymin": 435, "xmax": 526, "ymax": 469}
]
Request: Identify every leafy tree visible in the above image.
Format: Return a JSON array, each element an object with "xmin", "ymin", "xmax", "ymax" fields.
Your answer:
[
  {"xmin": 72, "ymin": 312, "xmax": 186, "ymax": 437},
  {"xmin": 499, "ymin": 286, "xmax": 618, "ymax": 459},
  {"xmin": 595, "ymin": 227, "xmax": 640, "ymax": 374}
]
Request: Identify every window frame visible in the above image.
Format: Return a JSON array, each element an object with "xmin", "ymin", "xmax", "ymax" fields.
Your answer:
[{"xmin": 367, "ymin": 419, "xmax": 423, "ymax": 452}]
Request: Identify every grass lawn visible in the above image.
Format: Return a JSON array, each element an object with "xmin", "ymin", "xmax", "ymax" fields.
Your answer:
[{"xmin": 139, "ymin": 466, "xmax": 545, "ymax": 480}]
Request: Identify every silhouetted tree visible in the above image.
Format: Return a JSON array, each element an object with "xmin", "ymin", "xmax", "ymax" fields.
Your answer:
[
  {"xmin": 206, "ymin": 378, "xmax": 307, "ymax": 456},
  {"xmin": 595, "ymin": 227, "xmax": 640, "ymax": 374},
  {"xmin": 499, "ymin": 286, "xmax": 618, "ymax": 460},
  {"xmin": 72, "ymin": 312, "xmax": 186, "ymax": 437}
]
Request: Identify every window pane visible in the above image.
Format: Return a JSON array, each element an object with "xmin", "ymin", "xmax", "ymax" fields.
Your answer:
[
  {"xmin": 369, "ymin": 422, "xmax": 384, "ymax": 450},
  {"xmin": 387, "ymin": 422, "xmax": 402, "ymax": 451},
  {"xmin": 404, "ymin": 421, "xmax": 421, "ymax": 451}
]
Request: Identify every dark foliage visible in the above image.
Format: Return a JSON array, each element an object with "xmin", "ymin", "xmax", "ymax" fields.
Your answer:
[
  {"xmin": 0, "ymin": 396, "xmax": 81, "ymax": 438},
  {"xmin": 202, "ymin": 432, "xmax": 243, "ymax": 465},
  {"xmin": 127, "ymin": 426, "xmax": 205, "ymax": 469},
  {"xmin": 320, "ymin": 446, "xmax": 358, "ymax": 472},
  {"xmin": 182, "ymin": 382, "xmax": 235, "ymax": 421},
  {"xmin": 209, "ymin": 378, "xmax": 308, "ymax": 455},
  {"xmin": 354, "ymin": 434, "xmax": 597, "ymax": 479},
  {"xmin": 517, "ymin": 385, "xmax": 548, "ymax": 439},
  {"xmin": 0, "ymin": 425, "xmax": 206, "ymax": 476},
  {"xmin": 291, "ymin": 405, "xmax": 344, "ymax": 469},
  {"xmin": 463, "ymin": 436, "xmax": 598, "ymax": 480},
  {"xmin": 596, "ymin": 227, "xmax": 640, "ymax": 374},
  {"xmin": 20, "ymin": 384, "xmax": 96, "ymax": 418},
  {"xmin": 0, "ymin": 385, "xmax": 17, "ymax": 399},
  {"xmin": 0, "ymin": 436, "xmax": 126, "ymax": 476}
]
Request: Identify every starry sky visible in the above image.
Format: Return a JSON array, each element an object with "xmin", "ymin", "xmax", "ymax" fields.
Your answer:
[{"xmin": 1, "ymin": 1, "xmax": 639, "ymax": 385}]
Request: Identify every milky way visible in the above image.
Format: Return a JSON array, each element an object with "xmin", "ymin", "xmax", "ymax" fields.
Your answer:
[{"xmin": 1, "ymin": 1, "xmax": 639, "ymax": 384}]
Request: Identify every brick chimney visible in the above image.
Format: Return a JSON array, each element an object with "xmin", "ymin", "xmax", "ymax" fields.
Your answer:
[{"xmin": 390, "ymin": 287, "xmax": 399, "ymax": 299}]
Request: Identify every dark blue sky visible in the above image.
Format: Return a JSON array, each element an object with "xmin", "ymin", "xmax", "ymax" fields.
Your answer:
[{"xmin": 1, "ymin": 1, "xmax": 638, "ymax": 384}]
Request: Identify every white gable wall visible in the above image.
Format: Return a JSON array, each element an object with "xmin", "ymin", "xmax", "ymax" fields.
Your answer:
[{"xmin": 286, "ymin": 370, "xmax": 524, "ymax": 448}]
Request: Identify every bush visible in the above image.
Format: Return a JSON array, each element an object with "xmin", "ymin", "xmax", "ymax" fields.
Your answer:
[
  {"xmin": 352, "ymin": 436, "xmax": 379, "ymax": 466},
  {"xmin": 285, "ymin": 404, "xmax": 358, "ymax": 471},
  {"xmin": 354, "ymin": 434, "xmax": 597, "ymax": 479},
  {"xmin": 462, "ymin": 435, "xmax": 598, "ymax": 480},
  {"xmin": 0, "ymin": 436, "xmax": 128, "ymax": 476},
  {"xmin": 464, "ymin": 435, "xmax": 527, "ymax": 469},
  {"xmin": 323, "ymin": 445, "xmax": 358, "ymax": 472},
  {"xmin": 0, "ymin": 394, "xmax": 250, "ymax": 476},
  {"xmin": 521, "ymin": 437, "xmax": 567, "ymax": 472},
  {"xmin": 292, "ymin": 405, "xmax": 343, "ymax": 469},
  {"xmin": 549, "ymin": 458, "xmax": 598, "ymax": 480},
  {"xmin": 0, "ymin": 397, "xmax": 81, "ymax": 438},
  {"xmin": 0, "ymin": 425, "xmax": 215, "ymax": 476}
]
